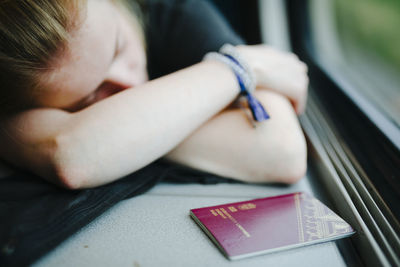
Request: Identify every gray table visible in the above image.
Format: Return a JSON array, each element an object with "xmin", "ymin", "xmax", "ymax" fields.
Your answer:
[{"xmin": 33, "ymin": 171, "xmax": 353, "ymax": 267}]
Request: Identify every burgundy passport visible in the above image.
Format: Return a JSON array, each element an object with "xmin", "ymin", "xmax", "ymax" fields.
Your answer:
[{"xmin": 190, "ymin": 192, "xmax": 355, "ymax": 260}]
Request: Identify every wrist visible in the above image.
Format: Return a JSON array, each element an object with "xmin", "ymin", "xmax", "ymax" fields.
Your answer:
[
  {"xmin": 203, "ymin": 44, "xmax": 269, "ymax": 122},
  {"xmin": 234, "ymin": 45, "xmax": 261, "ymax": 86},
  {"xmin": 200, "ymin": 60, "xmax": 241, "ymax": 94}
]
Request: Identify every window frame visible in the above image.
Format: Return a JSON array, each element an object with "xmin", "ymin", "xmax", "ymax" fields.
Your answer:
[
  {"xmin": 283, "ymin": 1, "xmax": 400, "ymax": 265},
  {"xmin": 285, "ymin": 0, "xmax": 400, "ymax": 219}
]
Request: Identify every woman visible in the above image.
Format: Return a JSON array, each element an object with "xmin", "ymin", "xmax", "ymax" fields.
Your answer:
[{"xmin": 0, "ymin": 0, "xmax": 308, "ymax": 189}]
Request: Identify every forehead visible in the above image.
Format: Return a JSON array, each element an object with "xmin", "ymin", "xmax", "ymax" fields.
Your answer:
[{"xmin": 38, "ymin": 0, "xmax": 118, "ymax": 104}]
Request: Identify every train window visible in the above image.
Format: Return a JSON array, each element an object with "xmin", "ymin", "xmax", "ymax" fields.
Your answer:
[
  {"xmin": 309, "ymin": 0, "xmax": 400, "ymax": 130},
  {"xmin": 285, "ymin": 0, "xmax": 400, "ymax": 265},
  {"xmin": 306, "ymin": 0, "xmax": 400, "ymax": 212},
  {"xmin": 334, "ymin": 0, "xmax": 400, "ymax": 126}
]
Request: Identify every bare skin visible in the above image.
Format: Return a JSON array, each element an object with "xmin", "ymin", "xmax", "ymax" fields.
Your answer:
[{"xmin": 0, "ymin": 0, "xmax": 308, "ymax": 189}]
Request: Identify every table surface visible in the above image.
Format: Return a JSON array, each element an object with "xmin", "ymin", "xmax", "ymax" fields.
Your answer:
[{"xmin": 30, "ymin": 169, "xmax": 359, "ymax": 267}]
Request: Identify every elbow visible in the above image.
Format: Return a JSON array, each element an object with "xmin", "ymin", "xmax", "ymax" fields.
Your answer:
[
  {"xmin": 50, "ymin": 134, "xmax": 89, "ymax": 190},
  {"xmin": 244, "ymin": 135, "xmax": 307, "ymax": 185},
  {"xmin": 54, "ymin": 165, "xmax": 87, "ymax": 190},
  {"xmin": 248, "ymin": 90, "xmax": 307, "ymax": 185},
  {"xmin": 255, "ymin": 127, "xmax": 307, "ymax": 185},
  {"xmin": 278, "ymin": 148, "xmax": 307, "ymax": 185},
  {"xmin": 272, "ymin": 134, "xmax": 307, "ymax": 185}
]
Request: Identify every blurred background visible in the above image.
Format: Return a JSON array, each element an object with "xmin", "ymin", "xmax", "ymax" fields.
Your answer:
[{"xmin": 311, "ymin": 0, "xmax": 400, "ymax": 126}]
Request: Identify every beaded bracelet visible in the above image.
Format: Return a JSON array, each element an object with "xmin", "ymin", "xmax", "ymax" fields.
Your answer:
[
  {"xmin": 203, "ymin": 45, "xmax": 269, "ymax": 122},
  {"xmin": 220, "ymin": 44, "xmax": 256, "ymax": 91}
]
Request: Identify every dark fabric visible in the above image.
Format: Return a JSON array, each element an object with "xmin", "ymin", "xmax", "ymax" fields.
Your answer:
[
  {"xmin": 0, "ymin": 161, "xmax": 238, "ymax": 267},
  {"xmin": 145, "ymin": 0, "xmax": 244, "ymax": 79},
  {"xmin": 0, "ymin": 1, "xmax": 245, "ymax": 266}
]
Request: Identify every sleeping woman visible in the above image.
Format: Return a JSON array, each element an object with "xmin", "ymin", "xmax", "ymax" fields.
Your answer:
[{"xmin": 0, "ymin": 0, "xmax": 308, "ymax": 189}]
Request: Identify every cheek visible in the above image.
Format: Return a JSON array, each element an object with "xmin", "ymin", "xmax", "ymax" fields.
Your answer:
[
  {"xmin": 35, "ymin": 83, "xmax": 95, "ymax": 110},
  {"xmin": 68, "ymin": 81, "xmax": 129, "ymax": 112},
  {"xmin": 51, "ymin": 88, "xmax": 98, "ymax": 111}
]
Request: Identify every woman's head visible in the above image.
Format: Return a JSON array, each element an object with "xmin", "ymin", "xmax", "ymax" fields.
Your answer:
[{"xmin": 0, "ymin": 0, "xmax": 147, "ymax": 114}]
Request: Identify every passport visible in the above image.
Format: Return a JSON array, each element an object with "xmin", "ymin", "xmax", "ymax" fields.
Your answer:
[{"xmin": 190, "ymin": 192, "xmax": 355, "ymax": 260}]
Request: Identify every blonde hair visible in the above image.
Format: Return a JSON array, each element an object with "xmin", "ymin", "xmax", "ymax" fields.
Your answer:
[
  {"xmin": 0, "ymin": 0, "xmax": 144, "ymax": 115},
  {"xmin": 0, "ymin": 0, "xmax": 85, "ymax": 114}
]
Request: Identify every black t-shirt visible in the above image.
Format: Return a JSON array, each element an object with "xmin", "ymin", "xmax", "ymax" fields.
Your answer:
[
  {"xmin": 144, "ymin": 0, "xmax": 244, "ymax": 79},
  {"xmin": 0, "ymin": 1, "xmax": 244, "ymax": 266}
]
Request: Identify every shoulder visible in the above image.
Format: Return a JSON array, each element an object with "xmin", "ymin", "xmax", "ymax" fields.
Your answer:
[
  {"xmin": 145, "ymin": 0, "xmax": 217, "ymax": 15},
  {"xmin": 144, "ymin": 0, "xmax": 244, "ymax": 79},
  {"xmin": 0, "ymin": 160, "xmax": 14, "ymax": 178},
  {"xmin": 144, "ymin": 0, "xmax": 224, "ymax": 36}
]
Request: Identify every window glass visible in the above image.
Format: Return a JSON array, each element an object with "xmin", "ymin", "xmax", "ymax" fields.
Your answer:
[{"xmin": 310, "ymin": 0, "xmax": 400, "ymax": 127}]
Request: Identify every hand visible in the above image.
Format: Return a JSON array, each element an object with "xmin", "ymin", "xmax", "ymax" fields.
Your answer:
[{"xmin": 236, "ymin": 45, "xmax": 309, "ymax": 114}]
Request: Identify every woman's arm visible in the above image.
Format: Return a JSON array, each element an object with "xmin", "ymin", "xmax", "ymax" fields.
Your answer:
[
  {"xmin": 0, "ymin": 61, "xmax": 239, "ymax": 189},
  {"xmin": 165, "ymin": 90, "xmax": 307, "ymax": 184},
  {"xmin": 163, "ymin": 46, "xmax": 308, "ymax": 184},
  {"xmin": 0, "ymin": 45, "xmax": 308, "ymax": 189}
]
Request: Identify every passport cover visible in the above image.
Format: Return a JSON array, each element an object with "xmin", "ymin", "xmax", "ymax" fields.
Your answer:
[{"xmin": 190, "ymin": 192, "xmax": 355, "ymax": 260}]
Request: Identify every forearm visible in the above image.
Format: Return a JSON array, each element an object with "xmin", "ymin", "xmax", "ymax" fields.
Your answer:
[
  {"xmin": 165, "ymin": 91, "xmax": 307, "ymax": 184},
  {"xmin": 54, "ymin": 61, "xmax": 239, "ymax": 188},
  {"xmin": 1, "ymin": 44, "xmax": 309, "ymax": 189}
]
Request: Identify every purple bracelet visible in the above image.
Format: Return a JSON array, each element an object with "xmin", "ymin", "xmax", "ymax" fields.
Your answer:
[
  {"xmin": 204, "ymin": 46, "xmax": 270, "ymax": 122},
  {"xmin": 233, "ymin": 70, "xmax": 270, "ymax": 121},
  {"xmin": 226, "ymin": 55, "xmax": 270, "ymax": 122}
]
